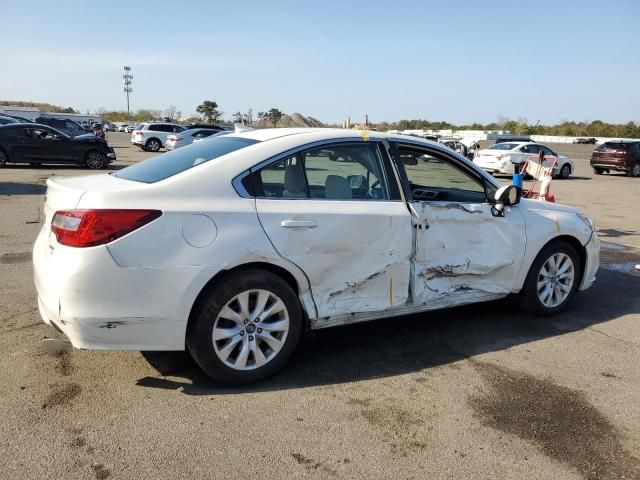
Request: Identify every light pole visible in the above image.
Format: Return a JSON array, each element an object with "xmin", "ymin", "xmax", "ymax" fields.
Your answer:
[{"xmin": 123, "ymin": 66, "xmax": 133, "ymax": 119}]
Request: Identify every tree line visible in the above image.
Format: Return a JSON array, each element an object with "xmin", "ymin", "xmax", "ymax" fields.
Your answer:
[{"xmin": 377, "ymin": 118, "xmax": 640, "ymax": 138}]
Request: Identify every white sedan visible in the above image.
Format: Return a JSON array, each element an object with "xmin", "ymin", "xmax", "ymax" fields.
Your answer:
[
  {"xmin": 474, "ymin": 142, "xmax": 575, "ymax": 178},
  {"xmin": 33, "ymin": 128, "xmax": 599, "ymax": 384}
]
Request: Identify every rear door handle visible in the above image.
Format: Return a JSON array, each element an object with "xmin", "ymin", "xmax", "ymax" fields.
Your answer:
[{"xmin": 280, "ymin": 219, "xmax": 317, "ymax": 228}]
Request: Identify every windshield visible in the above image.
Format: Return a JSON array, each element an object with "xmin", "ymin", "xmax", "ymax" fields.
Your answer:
[
  {"xmin": 114, "ymin": 135, "xmax": 260, "ymax": 183},
  {"xmin": 488, "ymin": 143, "xmax": 518, "ymax": 150}
]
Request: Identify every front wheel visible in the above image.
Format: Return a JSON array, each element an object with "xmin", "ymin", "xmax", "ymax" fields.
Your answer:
[
  {"xmin": 186, "ymin": 270, "xmax": 302, "ymax": 384},
  {"xmin": 627, "ymin": 161, "xmax": 640, "ymax": 177},
  {"xmin": 85, "ymin": 150, "xmax": 105, "ymax": 169},
  {"xmin": 519, "ymin": 241, "xmax": 581, "ymax": 316},
  {"xmin": 559, "ymin": 163, "xmax": 571, "ymax": 179}
]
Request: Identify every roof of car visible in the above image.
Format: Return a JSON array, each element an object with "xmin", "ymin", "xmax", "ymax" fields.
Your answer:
[{"xmin": 228, "ymin": 127, "xmax": 436, "ymax": 144}]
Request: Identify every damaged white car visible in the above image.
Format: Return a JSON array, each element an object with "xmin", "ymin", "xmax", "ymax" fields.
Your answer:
[{"xmin": 34, "ymin": 128, "xmax": 599, "ymax": 384}]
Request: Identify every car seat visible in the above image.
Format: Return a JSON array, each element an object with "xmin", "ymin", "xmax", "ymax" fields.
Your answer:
[
  {"xmin": 282, "ymin": 165, "xmax": 307, "ymax": 198},
  {"xmin": 325, "ymin": 175, "xmax": 352, "ymax": 199}
]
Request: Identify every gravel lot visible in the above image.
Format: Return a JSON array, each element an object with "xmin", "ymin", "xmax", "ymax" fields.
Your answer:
[{"xmin": 1, "ymin": 133, "xmax": 638, "ymax": 479}]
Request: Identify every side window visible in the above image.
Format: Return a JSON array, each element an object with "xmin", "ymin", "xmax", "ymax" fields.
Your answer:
[
  {"xmin": 397, "ymin": 146, "xmax": 487, "ymax": 203},
  {"xmin": 521, "ymin": 144, "xmax": 539, "ymax": 154},
  {"xmin": 255, "ymin": 143, "xmax": 393, "ymax": 200},
  {"xmin": 540, "ymin": 146, "xmax": 554, "ymax": 156},
  {"xmin": 148, "ymin": 124, "xmax": 161, "ymax": 131}
]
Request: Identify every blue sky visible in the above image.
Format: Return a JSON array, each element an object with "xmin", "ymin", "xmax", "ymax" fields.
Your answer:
[{"xmin": 2, "ymin": 0, "xmax": 638, "ymax": 124}]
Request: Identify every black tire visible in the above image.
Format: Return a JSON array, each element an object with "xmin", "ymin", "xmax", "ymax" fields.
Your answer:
[
  {"xmin": 145, "ymin": 138, "xmax": 161, "ymax": 152},
  {"xmin": 186, "ymin": 269, "xmax": 302, "ymax": 385},
  {"xmin": 0, "ymin": 148, "xmax": 7, "ymax": 167},
  {"xmin": 627, "ymin": 161, "xmax": 640, "ymax": 177},
  {"xmin": 593, "ymin": 167, "xmax": 604, "ymax": 175},
  {"xmin": 518, "ymin": 240, "xmax": 582, "ymax": 317},
  {"xmin": 559, "ymin": 163, "xmax": 571, "ymax": 179},
  {"xmin": 85, "ymin": 150, "xmax": 105, "ymax": 169}
]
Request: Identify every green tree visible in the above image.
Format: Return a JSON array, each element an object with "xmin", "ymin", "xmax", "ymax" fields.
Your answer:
[
  {"xmin": 243, "ymin": 108, "xmax": 254, "ymax": 126},
  {"xmin": 265, "ymin": 108, "xmax": 283, "ymax": 127},
  {"xmin": 232, "ymin": 111, "xmax": 243, "ymax": 123},
  {"xmin": 196, "ymin": 100, "xmax": 223, "ymax": 124}
]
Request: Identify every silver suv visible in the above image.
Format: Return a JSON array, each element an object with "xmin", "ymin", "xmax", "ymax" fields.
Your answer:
[{"xmin": 131, "ymin": 123, "xmax": 186, "ymax": 152}]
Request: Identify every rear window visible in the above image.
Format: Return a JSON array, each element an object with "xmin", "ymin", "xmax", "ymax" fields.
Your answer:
[
  {"xmin": 489, "ymin": 143, "xmax": 518, "ymax": 150},
  {"xmin": 597, "ymin": 142, "xmax": 637, "ymax": 151},
  {"xmin": 113, "ymin": 136, "xmax": 260, "ymax": 183}
]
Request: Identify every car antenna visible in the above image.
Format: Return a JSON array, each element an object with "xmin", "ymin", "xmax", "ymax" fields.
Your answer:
[{"xmin": 234, "ymin": 123, "xmax": 254, "ymax": 133}]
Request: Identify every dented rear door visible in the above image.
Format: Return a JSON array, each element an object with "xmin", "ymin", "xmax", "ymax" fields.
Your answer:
[{"xmin": 253, "ymin": 141, "xmax": 412, "ymax": 319}]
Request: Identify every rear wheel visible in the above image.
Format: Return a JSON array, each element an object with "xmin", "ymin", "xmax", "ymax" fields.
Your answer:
[
  {"xmin": 85, "ymin": 150, "xmax": 105, "ymax": 169},
  {"xmin": 559, "ymin": 163, "xmax": 571, "ymax": 179},
  {"xmin": 627, "ymin": 161, "xmax": 640, "ymax": 177},
  {"xmin": 519, "ymin": 241, "xmax": 581, "ymax": 316},
  {"xmin": 593, "ymin": 167, "xmax": 604, "ymax": 175},
  {"xmin": 145, "ymin": 138, "xmax": 161, "ymax": 152},
  {"xmin": 186, "ymin": 270, "xmax": 302, "ymax": 384}
]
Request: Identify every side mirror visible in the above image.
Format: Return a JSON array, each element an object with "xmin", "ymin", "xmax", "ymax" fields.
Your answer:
[{"xmin": 491, "ymin": 185, "xmax": 521, "ymax": 217}]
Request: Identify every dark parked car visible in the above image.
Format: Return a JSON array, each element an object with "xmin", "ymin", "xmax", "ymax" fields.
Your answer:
[
  {"xmin": 590, "ymin": 141, "xmax": 640, "ymax": 177},
  {"xmin": 0, "ymin": 115, "xmax": 20, "ymax": 125},
  {"xmin": 34, "ymin": 116, "xmax": 88, "ymax": 137},
  {"xmin": 183, "ymin": 123, "xmax": 224, "ymax": 131},
  {"xmin": 0, "ymin": 124, "xmax": 116, "ymax": 169},
  {"xmin": 2, "ymin": 114, "xmax": 32, "ymax": 122},
  {"xmin": 91, "ymin": 123, "xmax": 106, "ymax": 139},
  {"xmin": 574, "ymin": 137, "xmax": 598, "ymax": 144}
]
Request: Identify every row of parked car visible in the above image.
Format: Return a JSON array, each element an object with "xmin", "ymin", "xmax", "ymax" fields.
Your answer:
[{"xmin": 128, "ymin": 122, "xmax": 227, "ymax": 152}]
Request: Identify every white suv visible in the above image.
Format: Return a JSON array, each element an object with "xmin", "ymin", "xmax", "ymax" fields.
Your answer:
[{"xmin": 131, "ymin": 123, "xmax": 186, "ymax": 152}]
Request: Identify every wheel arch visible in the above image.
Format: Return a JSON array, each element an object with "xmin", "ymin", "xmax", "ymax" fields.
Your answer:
[
  {"xmin": 187, "ymin": 262, "xmax": 313, "ymax": 333},
  {"xmin": 536, "ymin": 235, "xmax": 586, "ymax": 284},
  {"xmin": 146, "ymin": 137, "xmax": 163, "ymax": 148}
]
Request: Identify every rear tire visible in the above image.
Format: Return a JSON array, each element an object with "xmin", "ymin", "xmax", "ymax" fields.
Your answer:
[
  {"xmin": 85, "ymin": 150, "xmax": 105, "ymax": 169},
  {"xmin": 186, "ymin": 270, "xmax": 302, "ymax": 385},
  {"xmin": 593, "ymin": 167, "xmax": 604, "ymax": 175},
  {"xmin": 559, "ymin": 163, "xmax": 571, "ymax": 179},
  {"xmin": 145, "ymin": 138, "xmax": 161, "ymax": 152},
  {"xmin": 519, "ymin": 240, "xmax": 581, "ymax": 317},
  {"xmin": 627, "ymin": 161, "xmax": 640, "ymax": 177}
]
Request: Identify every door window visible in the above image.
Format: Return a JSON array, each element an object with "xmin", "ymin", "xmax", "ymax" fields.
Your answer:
[
  {"xmin": 521, "ymin": 144, "xmax": 539, "ymax": 154},
  {"xmin": 540, "ymin": 146, "xmax": 555, "ymax": 156},
  {"xmin": 255, "ymin": 143, "xmax": 393, "ymax": 200},
  {"xmin": 397, "ymin": 146, "xmax": 488, "ymax": 203}
]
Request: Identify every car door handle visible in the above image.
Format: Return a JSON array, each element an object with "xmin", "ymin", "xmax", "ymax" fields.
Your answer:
[{"xmin": 280, "ymin": 219, "xmax": 317, "ymax": 228}]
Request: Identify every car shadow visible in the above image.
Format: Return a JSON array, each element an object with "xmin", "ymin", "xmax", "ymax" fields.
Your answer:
[
  {"xmin": 598, "ymin": 228, "xmax": 638, "ymax": 240},
  {"xmin": 0, "ymin": 182, "xmax": 47, "ymax": 195},
  {"xmin": 137, "ymin": 269, "xmax": 639, "ymax": 395}
]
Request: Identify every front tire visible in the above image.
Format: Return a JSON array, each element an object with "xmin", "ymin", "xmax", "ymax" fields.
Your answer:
[
  {"xmin": 519, "ymin": 241, "xmax": 581, "ymax": 316},
  {"xmin": 85, "ymin": 150, "xmax": 105, "ymax": 169},
  {"xmin": 559, "ymin": 163, "xmax": 571, "ymax": 179},
  {"xmin": 145, "ymin": 138, "xmax": 161, "ymax": 152},
  {"xmin": 186, "ymin": 270, "xmax": 302, "ymax": 384}
]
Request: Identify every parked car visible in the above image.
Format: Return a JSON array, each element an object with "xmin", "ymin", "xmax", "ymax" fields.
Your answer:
[
  {"xmin": 1, "ymin": 114, "xmax": 32, "ymax": 122},
  {"xmin": 165, "ymin": 128, "xmax": 220, "ymax": 150},
  {"xmin": 130, "ymin": 123, "xmax": 186, "ymax": 152},
  {"xmin": 118, "ymin": 124, "xmax": 129, "ymax": 132},
  {"xmin": 183, "ymin": 123, "xmax": 225, "ymax": 132},
  {"xmin": 439, "ymin": 139, "xmax": 469, "ymax": 158},
  {"xmin": 125, "ymin": 125, "xmax": 137, "ymax": 133},
  {"xmin": 474, "ymin": 142, "xmax": 574, "ymax": 179},
  {"xmin": 0, "ymin": 115, "xmax": 20, "ymax": 125},
  {"xmin": 590, "ymin": 141, "xmax": 640, "ymax": 177},
  {"xmin": 0, "ymin": 123, "xmax": 115, "ymax": 168},
  {"xmin": 103, "ymin": 122, "xmax": 117, "ymax": 132},
  {"xmin": 34, "ymin": 116, "xmax": 87, "ymax": 137},
  {"xmin": 33, "ymin": 128, "xmax": 598, "ymax": 384},
  {"xmin": 573, "ymin": 137, "xmax": 598, "ymax": 145}
]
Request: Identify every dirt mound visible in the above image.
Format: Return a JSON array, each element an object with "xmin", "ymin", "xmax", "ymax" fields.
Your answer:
[{"xmin": 257, "ymin": 112, "xmax": 325, "ymax": 128}]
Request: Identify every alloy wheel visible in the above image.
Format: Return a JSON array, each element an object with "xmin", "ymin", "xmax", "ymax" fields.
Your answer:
[
  {"xmin": 536, "ymin": 253, "xmax": 575, "ymax": 308},
  {"xmin": 86, "ymin": 152, "xmax": 104, "ymax": 169},
  {"xmin": 212, "ymin": 289, "xmax": 289, "ymax": 371},
  {"xmin": 632, "ymin": 162, "xmax": 640, "ymax": 177},
  {"xmin": 560, "ymin": 164, "xmax": 571, "ymax": 179},
  {"xmin": 147, "ymin": 140, "xmax": 161, "ymax": 151}
]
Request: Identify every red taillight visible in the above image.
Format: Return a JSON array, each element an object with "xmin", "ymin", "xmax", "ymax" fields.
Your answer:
[
  {"xmin": 51, "ymin": 209, "xmax": 162, "ymax": 247},
  {"xmin": 134, "ymin": 130, "xmax": 144, "ymax": 137}
]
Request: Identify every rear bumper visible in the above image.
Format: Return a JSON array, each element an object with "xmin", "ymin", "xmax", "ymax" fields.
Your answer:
[
  {"xmin": 579, "ymin": 232, "xmax": 600, "ymax": 291},
  {"xmin": 33, "ymin": 227, "xmax": 192, "ymax": 351}
]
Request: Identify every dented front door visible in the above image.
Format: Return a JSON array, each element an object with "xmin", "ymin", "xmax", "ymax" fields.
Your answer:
[{"xmin": 410, "ymin": 201, "xmax": 526, "ymax": 305}]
